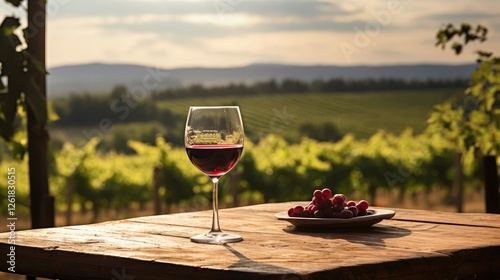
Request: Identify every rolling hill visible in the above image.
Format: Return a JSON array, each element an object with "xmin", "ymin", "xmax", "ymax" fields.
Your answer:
[{"xmin": 47, "ymin": 63, "xmax": 477, "ymax": 97}]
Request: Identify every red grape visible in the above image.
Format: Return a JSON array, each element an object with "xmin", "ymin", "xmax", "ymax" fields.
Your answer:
[
  {"xmin": 332, "ymin": 204, "xmax": 343, "ymax": 213},
  {"xmin": 358, "ymin": 209, "xmax": 368, "ymax": 216},
  {"xmin": 285, "ymin": 190, "xmax": 370, "ymax": 219},
  {"xmin": 293, "ymin": 205, "xmax": 304, "ymax": 215},
  {"xmin": 324, "ymin": 198, "xmax": 332, "ymax": 208},
  {"xmin": 348, "ymin": 206, "xmax": 358, "ymax": 217},
  {"xmin": 332, "ymin": 194, "xmax": 345, "ymax": 205},
  {"xmin": 302, "ymin": 209, "xmax": 312, "ymax": 217},
  {"xmin": 321, "ymin": 188, "xmax": 333, "ymax": 199},
  {"xmin": 316, "ymin": 197, "xmax": 325, "ymax": 210},
  {"xmin": 324, "ymin": 206, "xmax": 333, "ymax": 216},
  {"xmin": 314, "ymin": 210, "xmax": 325, "ymax": 218},
  {"xmin": 309, "ymin": 205, "xmax": 317, "ymax": 213},
  {"xmin": 357, "ymin": 200, "xmax": 369, "ymax": 210},
  {"xmin": 313, "ymin": 190, "xmax": 323, "ymax": 199},
  {"xmin": 340, "ymin": 209, "xmax": 354, "ymax": 219}
]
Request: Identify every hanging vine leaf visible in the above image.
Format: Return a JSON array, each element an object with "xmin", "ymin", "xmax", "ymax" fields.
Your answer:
[
  {"xmin": 1, "ymin": 15, "xmax": 24, "ymax": 136},
  {"xmin": 435, "ymin": 23, "xmax": 488, "ymax": 56},
  {"xmin": 0, "ymin": 10, "xmax": 46, "ymax": 157},
  {"xmin": 1, "ymin": 17, "xmax": 21, "ymax": 37},
  {"xmin": 0, "ymin": 118, "xmax": 15, "ymax": 140},
  {"xmin": 3, "ymin": 0, "xmax": 24, "ymax": 7}
]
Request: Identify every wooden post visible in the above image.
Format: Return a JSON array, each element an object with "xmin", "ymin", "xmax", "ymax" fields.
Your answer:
[
  {"xmin": 27, "ymin": 0, "xmax": 54, "ymax": 232},
  {"xmin": 368, "ymin": 184, "xmax": 377, "ymax": 206},
  {"xmin": 229, "ymin": 168, "xmax": 240, "ymax": 207},
  {"xmin": 483, "ymin": 155, "xmax": 499, "ymax": 214},
  {"xmin": 65, "ymin": 176, "xmax": 73, "ymax": 225},
  {"xmin": 153, "ymin": 167, "xmax": 162, "ymax": 215},
  {"xmin": 454, "ymin": 152, "xmax": 464, "ymax": 213}
]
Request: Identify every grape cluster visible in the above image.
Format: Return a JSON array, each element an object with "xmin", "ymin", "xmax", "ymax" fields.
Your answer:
[{"xmin": 287, "ymin": 188, "xmax": 372, "ymax": 219}]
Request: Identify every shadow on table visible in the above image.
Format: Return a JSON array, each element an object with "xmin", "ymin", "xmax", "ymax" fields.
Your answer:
[
  {"xmin": 223, "ymin": 244, "xmax": 310, "ymax": 280},
  {"xmin": 282, "ymin": 225, "xmax": 412, "ymax": 247}
]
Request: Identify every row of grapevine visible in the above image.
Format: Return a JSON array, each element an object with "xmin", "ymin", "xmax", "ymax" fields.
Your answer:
[
  {"xmin": 157, "ymin": 90, "xmax": 463, "ymax": 141},
  {"xmin": 1, "ymin": 128, "xmax": 489, "ymax": 221}
]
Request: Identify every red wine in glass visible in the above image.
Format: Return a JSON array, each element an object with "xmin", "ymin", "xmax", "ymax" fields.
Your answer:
[
  {"xmin": 184, "ymin": 106, "xmax": 244, "ymax": 244},
  {"xmin": 186, "ymin": 144, "xmax": 243, "ymax": 177}
]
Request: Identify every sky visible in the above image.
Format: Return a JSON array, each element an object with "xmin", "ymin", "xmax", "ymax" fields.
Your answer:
[{"xmin": 1, "ymin": 0, "xmax": 500, "ymax": 69}]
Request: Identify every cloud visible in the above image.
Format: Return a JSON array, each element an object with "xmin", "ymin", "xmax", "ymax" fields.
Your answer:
[
  {"xmin": 98, "ymin": 16, "xmax": 367, "ymax": 38},
  {"xmin": 49, "ymin": 0, "xmax": 213, "ymax": 17},
  {"xmin": 50, "ymin": 0, "xmax": 354, "ymax": 19},
  {"xmin": 47, "ymin": 0, "xmax": 365, "ymax": 46},
  {"xmin": 5, "ymin": 0, "xmax": 496, "ymax": 68},
  {"xmin": 420, "ymin": 12, "xmax": 499, "ymax": 22},
  {"xmin": 49, "ymin": 0, "xmax": 365, "ymax": 47}
]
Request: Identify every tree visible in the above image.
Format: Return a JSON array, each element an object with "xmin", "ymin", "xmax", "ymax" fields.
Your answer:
[
  {"xmin": 0, "ymin": 0, "xmax": 54, "ymax": 228},
  {"xmin": 429, "ymin": 23, "xmax": 499, "ymax": 213}
]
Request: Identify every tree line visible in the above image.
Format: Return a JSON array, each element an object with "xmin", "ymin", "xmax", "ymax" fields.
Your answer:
[{"xmin": 151, "ymin": 78, "xmax": 469, "ymax": 100}]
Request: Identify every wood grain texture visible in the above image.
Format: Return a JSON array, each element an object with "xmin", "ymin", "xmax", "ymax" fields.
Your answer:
[{"xmin": 1, "ymin": 202, "xmax": 499, "ymax": 280}]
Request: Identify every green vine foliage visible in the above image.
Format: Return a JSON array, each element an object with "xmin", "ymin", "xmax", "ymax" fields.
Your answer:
[
  {"xmin": 0, "ymin": 0, "xmax": 47, "ymax": 160},
  {"xmin": 428, "ymin": 23, "xmax": 499, "ymax": 160}
]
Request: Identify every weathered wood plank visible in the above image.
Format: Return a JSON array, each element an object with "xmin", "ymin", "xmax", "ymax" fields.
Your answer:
[{"xmin": 1, "ymin": 202, "xmax": 499, "ymax": 280}]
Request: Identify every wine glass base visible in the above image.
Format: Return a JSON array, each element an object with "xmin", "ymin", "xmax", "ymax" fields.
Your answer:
[{"xmin": 190, "ymin": 231, "xmax": 243, "ymax": 244}]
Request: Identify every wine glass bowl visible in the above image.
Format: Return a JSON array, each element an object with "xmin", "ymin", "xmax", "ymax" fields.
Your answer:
[{"xmin": 185, "ymin": 106, "xmax": 244, "ymax": 244}]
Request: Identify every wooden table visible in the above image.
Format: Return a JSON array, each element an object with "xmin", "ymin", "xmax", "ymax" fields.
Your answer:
[{"xmin": 1, "ymin": 202, "xmax": 500, "ymax": 280}]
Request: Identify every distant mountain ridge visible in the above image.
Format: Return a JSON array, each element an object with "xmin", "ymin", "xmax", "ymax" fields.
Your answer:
[{"xmin": 47, "ymin": 63, "xmax": 477, "ymax": 97}]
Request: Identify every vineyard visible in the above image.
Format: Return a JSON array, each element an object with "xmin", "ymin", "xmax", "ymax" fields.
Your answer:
[
  {"xmin": 1, "ymin": 85, "xmax": 497, "ymax": 225},
  {"xmin": 157, "ymin": 89, "xmax": 463, "ymax": 140},
  {"xmin": 0, "ymin": 128, "xmax": 489, "ymax": 225}
]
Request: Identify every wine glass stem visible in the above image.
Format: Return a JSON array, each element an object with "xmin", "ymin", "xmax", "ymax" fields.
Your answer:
[{"xmin": 210, "ymin": 177, "xmax": 221, "ymax": 233}]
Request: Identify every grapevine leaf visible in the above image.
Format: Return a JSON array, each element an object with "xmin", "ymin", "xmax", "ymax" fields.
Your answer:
[
  {"xmin": 451, "ymin": 43, "xmax": 462, "ymax": 55},
  {"xmin": 476, "ymin": 50, "xmax": 493, "ymax": 59},
  {"xmin": 0, "ymin": 81, "xmax": 20, "ymax": 125},
  {"xmin": 460, "ymin": 23, "xmax": 471, "ymax": 35},
  {"xmin": 0, "ymin": 16, "xmax": 21, "ymax": 35},
  {"xmin": 4, "ymin": 0, "xmax": 24, "ymax": 7},
  {"xmin": 0, "ymin": 118, "xmax": 14, "ymax": 141},
  {"xmin": 484, "ymin": 87, "xmax": 497, "ymax": 111},
  {"xmin": 8, "ymin": 139, "xmax": 27, "ymax": 160},
  {"xmin": 0, "ymin": 119, "xmax": 14, "ymax": 141}
]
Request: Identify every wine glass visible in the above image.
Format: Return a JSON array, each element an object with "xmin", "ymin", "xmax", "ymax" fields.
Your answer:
[{"xmin": 184, "ymin": 106, "xmax": 244, "ymax": 244}]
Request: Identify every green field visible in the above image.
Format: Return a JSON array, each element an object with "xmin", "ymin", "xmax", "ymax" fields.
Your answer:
[{"xmin": 158, "ymin": 88, "xmax": 464, "ymax": 141}]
